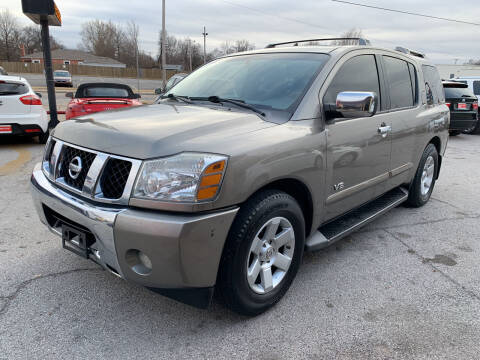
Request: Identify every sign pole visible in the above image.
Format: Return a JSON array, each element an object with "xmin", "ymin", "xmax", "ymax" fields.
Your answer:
[{"xmin": 40, "ymin": 19, "xmax": 58, "ymax": 128}]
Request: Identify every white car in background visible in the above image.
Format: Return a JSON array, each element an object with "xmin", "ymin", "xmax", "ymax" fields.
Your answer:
[
  {"xmin": 0, "ymin": 75, "xmax": 49, "ymax": 143},
  {"xmin": 454, "ymin": 77, "xmax": 480, "ymax": 134},
  {"xmin": 53, "ymin": 70, "xmax": 73, "ymax": 87}
]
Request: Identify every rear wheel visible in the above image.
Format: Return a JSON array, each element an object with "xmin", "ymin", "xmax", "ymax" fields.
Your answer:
[
  {"xmin": 217, "ymin": 190, "xmax": 305, "ymax": 316},
  {"xmin": 406, "ymin": 143, "xmax": 438, "ymax": 207}
]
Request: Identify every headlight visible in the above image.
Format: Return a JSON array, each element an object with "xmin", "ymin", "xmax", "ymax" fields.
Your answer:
[{"xmin": 133, "ymin": 153, "xmax": 228, "ymax": 202}]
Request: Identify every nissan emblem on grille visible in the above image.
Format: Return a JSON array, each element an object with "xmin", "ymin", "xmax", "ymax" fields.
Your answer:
[{"xmin": 68, "ymin": 156, "xmax": 83, "ymax": 179}]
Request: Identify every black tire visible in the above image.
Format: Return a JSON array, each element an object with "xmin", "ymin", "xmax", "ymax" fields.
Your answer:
[
  {"xmin": 449, "ymin": 130, "xmax": 461, "ymax": 136},
  {"xmin": 217, "ymin": 190, "xmax": 305, "ymax": 316},
  {"xmin": 38, "ymin": 130, "xmax": 49, "ymax": 144},
  {"xmin": 406, "ymin": 143, "xmax": 438, "ymax": 208}
]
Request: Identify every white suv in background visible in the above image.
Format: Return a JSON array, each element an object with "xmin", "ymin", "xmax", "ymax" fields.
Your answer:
[
  {"xmin": 454, "ymin": 77, "xmax": 480, "ymax": 134},
  {"xmin": 0, "ymin": 75, "xmax": 49, "ymax": 143}
]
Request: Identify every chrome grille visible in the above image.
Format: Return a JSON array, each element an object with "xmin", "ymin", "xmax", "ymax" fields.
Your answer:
[
  {"xmin": 42, "ymin": 139, "xmax": 141, "ymax": 205},
  {"xmin": 58, "ymin": 146, "xmax": 96, "ymax": 190},
  {"xmin": 100, "ymin": 158, "xmax": 133, "ymax": 199}
]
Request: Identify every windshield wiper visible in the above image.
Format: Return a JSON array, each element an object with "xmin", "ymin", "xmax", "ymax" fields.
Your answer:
[
  {"xmin": 162, "ymin": 93, "xmax": 193, "ymax": 104},
  {"xmin": 191, "ymin": 96, "xmax": 266, "ymax": 117},
  {"xmin": 0, "ymin": 91, "xmax": 19, "ymax": 95}
]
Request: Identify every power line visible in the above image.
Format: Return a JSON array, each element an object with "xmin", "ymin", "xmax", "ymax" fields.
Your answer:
[
  {"xmin": 215, "ymin": 0, "xmax": 477, "ymax": 59},
  {"xmin": 219, "ymin": 0, "xmax": 332, "ymax": 32},
  {"xmin": 331, "ymin": 0, "xmax": 480, "ymax": 26}
]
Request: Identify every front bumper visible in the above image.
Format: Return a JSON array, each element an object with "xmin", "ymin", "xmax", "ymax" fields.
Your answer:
[{"xmin": 30, "ymin": 163, "xmax": 238, "ymax": 305}]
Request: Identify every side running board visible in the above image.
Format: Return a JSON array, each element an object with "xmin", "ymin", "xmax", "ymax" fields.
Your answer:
[{"xmin": 305, "ymin": 187, "xmax": 408, "ymax": 252}]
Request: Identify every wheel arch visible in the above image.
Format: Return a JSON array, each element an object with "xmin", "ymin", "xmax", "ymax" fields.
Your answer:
[
  {"xmin": 428, "ymin": 136, "xmax": 442, "ymax": 179},
  {"xmin": 250, "ymin": 178, "xmax": 314, "ymax": 238}
]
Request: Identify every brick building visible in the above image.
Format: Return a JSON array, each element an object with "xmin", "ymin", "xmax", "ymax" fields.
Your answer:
[{"xmin": 21, "ymin": 49, "xmax": 126, "ymax": 68}]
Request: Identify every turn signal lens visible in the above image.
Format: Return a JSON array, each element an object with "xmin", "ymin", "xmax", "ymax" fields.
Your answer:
[
  {"xmin": 204, "ymin": 160, "xmax": 225, "ymax": 175},
  {"xmin": 197, "ymin": 186, "xmax": 219, "ymax": 200},
  {"xmin": 196, "ymin": 160, "xmax": 226, "ymax": 201},
  {"xmin": 199, "ymin": 173, "xmax": 222, "ymax": 187}
]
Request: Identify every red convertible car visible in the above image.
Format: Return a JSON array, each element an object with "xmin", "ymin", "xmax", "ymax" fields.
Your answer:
[{"xmin": 65, "ymin": 83, "xmax": 142, "ymax": 120}]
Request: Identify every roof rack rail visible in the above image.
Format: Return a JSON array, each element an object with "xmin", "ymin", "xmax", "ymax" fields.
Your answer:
[
  {"xmin": 265, "ymin": 38, "xmax": 371, "ymax": 48},
  {"xmin": 395, "ymin": 46, "xmax": 425, "ymax": 59}
]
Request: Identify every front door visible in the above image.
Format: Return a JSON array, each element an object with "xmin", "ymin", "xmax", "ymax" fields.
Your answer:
[{"xmin": 322, "ymin": 53, "xmax": 392, "ymax": 222}]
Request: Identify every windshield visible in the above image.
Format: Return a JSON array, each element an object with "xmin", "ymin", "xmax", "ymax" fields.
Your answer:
[
  {"xmin": 444, "ymin": 86, "xmax": 475, "ymax": 99},
  {"xmin": 166, "ymin": 53, "xmax": 329, "ymax": 112},
  {"xmin": 54, "ymin": 71, "xmax": 70, "ymax": 77}
]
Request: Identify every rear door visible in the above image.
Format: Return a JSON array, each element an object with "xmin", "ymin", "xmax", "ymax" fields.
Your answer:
[
  {"xmin": 0, "ymin": 81, "xmax": 30, "ymax": 116},
  {"xmin": 322, "ymin": 52, "xmax": 392, "ymax": 221},
  {"xmin": 379, "ymin": 55, "xmax": 420, "ymax": 189}
]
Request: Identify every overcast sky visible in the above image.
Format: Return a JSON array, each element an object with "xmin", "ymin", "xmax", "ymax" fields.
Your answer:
[{"xmin": 4, "ymin": 0, "xmax": 480, "ymax": 64}]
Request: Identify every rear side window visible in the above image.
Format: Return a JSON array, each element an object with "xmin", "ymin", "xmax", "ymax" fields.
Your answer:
[
  {"xmin": 0, "ymin": 82, "xmax": 28, "ymax": 96},
  {"xmin": 383, "ymin": 56, "xmax": 415, "ymax": 109},
  {"xmin": 324, "ymin": 54, "xmax": 381, "ymax": 108},
  {"xmin": 473, "ymin": 81, "xmax": 480, "ymax": 96},
  {"xmin": 422, "ymin": 65, "xmax": 445, "ymax": 105}
]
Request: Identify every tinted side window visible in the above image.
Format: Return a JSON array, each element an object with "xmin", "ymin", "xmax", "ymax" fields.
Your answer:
[
  {"xmin": 383, "ymin": 56, "xmax": 414, "ymax": 109},
  {"xmin": 0, "ymin": 82, "xmax": 28, "ymax": 96},
  {"xmin": 422, "ymin": 65, "xmax": 445, "ymax": 104},
  {"xmin": 408, "ymin": 63, "xmax": 418, "ymax": 104},
  {"xmin": 473, "ymin": 81, "xmax": 480, "ymax": 96},
  {"xmin": 324, "ymin": 55, "xmax": 381, "ymax": 108}
]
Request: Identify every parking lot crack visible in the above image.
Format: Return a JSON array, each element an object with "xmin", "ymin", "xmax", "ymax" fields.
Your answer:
[
  {"xmin": 362, "ymin": 213, "xmax": 480, "ymax": 233},
  {"xmin": 384, "ymin": 229, "xmax": 480, "ymax": 302},
  {"xmin": 0, "ymin": 268, "xmax": 102, "ymax": 317}
]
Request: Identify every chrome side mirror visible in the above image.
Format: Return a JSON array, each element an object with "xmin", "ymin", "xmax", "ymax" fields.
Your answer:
[{"xmin": 335, "ymin": 91, "xmax": 378, "ymax": 118}]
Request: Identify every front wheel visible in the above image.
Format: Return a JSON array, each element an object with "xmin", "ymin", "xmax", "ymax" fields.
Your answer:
[
  {"xmin": 406, "ymin": 143, "xmax": 438, "ymax": 207},
  {"xmin": 217, "ymin": 190, "xmax": 305, "ymax": 316}
]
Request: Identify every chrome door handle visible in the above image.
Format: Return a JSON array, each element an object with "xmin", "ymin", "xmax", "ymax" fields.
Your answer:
[{"xmin": 378, "ymin": 125, "xmax": 392, "ymax": 138}]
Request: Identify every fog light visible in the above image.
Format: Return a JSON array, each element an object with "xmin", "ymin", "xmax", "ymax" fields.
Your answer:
[
  {"xmin": 138, "ymin": 251, "xmax": 152, "ymax": 269},
  {"xmin": 125, "ymin": 249, "xmax": 152, "ymax": 276}
]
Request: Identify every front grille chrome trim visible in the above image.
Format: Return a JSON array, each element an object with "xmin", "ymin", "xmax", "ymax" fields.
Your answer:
[{"xmin": 43, "ymin": 138, "xmax": 142, "ymax": 206}]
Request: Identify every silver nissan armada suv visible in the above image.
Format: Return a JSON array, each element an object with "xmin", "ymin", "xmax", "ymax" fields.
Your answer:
[{"xmin": 31, "ymin": 38, "xmax": 449, "ymax": 316}]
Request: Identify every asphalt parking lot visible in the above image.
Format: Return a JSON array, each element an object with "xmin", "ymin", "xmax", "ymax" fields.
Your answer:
[{"xmin": 0, "ymin": 133, "xmax": 479, "ymax": 359}]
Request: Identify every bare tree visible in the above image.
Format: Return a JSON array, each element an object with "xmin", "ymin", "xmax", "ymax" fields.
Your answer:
[
  {"xmin": 332, "ymin": 28, "xmax": 365, "ymax": 45},
  {"xmin": 80, "ymin": 20, "xmax": 118, "ymax": 58},
  {"xmin": 466, "ymin": 59, "xmax": 480, "ymax": 65},
  {"xmin": 221, "ymin": 41, "xmax": 235, "ymax": 55},
  {"xmin": 20, "ymin": 25, "xmax": 64, "ymax": 54},
  {"xmin": 234, "ymin": 39, "xmax": 255, "ymax": 52},
  {"xmin": 0, "ymin": 9, "xmax": 21, "ymax": 61}
]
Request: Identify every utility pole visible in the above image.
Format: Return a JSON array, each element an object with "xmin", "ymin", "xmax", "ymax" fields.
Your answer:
[
  {"xmin": 202, "ymin": 26, "xmax": 208, "ymax": 64},
  {"xmin": 161, "ymin": 0, "xmax": 167, "ymax": 88}
]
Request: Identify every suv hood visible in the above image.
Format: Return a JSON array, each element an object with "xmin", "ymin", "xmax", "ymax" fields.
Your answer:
[{"xmin": 53, "ymin": 103, "xmax": 277, "ymax": 159}]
